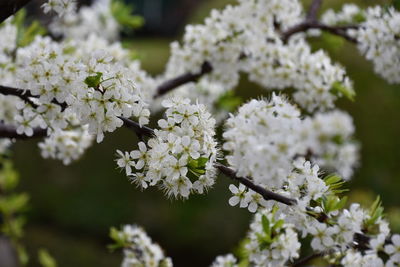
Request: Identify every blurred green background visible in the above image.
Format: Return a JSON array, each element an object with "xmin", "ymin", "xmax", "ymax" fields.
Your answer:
[{"xmin": 10, "ymin": 0, "xmax": 400, "ymax": 266}]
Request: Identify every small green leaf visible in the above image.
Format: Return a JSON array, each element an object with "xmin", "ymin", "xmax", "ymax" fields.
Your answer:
[
  {"xmin": 84, "ymin": 72, "xmax": 103, "ymax": 88},
  {"xmin": 261, "ymin": 215, "xmax": 270, "ymax": 236},
  {"xmin": 273, "ymin": 219, "xmax": 284, "ymax": 231},
  {"xmin": 330, "ymin": 81, "xmax": 356, "ymax": 101},
  {"xmin": 215, "ymin": 91, "xmax": 242, "ymax": 112},
  {"xmin": 18, "ymin": 21, "xmax": 47, "ymax": 47},
  {"xmin": 366, "ymin": 196, "xmax": 384, "ymax": 226},
  {"xmin": 38, "ymin": 249, "xmax": 57, "ymax": 267},
  {"xmin": 111, "ymin": 0, "xmax": 144, "ymax": 29}
]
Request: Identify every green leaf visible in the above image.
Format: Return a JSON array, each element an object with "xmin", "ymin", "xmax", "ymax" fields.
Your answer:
[
  {"xmin": 336, "ymin": 196, "xmax": 348, "ymax": 210},
  {"xmin": 215, "ymin": 91, "xmax": 242, "ymax": 112},
  {"xmin": 0, "ymin": 160, "xmax": 19, "ymax": 192},
  {"xmin": 324, "ymin": 174, "xmax": 348, "ymax": 194},
  {"xmin": 261, "ymin": 215, "xmax": 270, "ymax": 236},
  {"xmin": 38, "ymin": 249, "xmax": 57, "ymax": 267},
  {"xmin": 108, "ymin": 227, "xmax": 126, "ymax": 251},
  {"xmin": 273, "ymin": 219, "xmax": 284, "ymax": 231},
  {"xmin": 18, "ymin": 21, "xmax": 47, "ymax": 47},
  {"xmin": 84, "ymin": 72, "xmax": 103, "ymax": 88},
  {"xmin": 366, "ymin": 196, "xmax": 384, "ymax": 226},
  {"xmin": 111, "ymin": 0, "xmax": 144, "ymax": 29},
  {"xmin": 187, "ymin": 157, "xmax": 208, "ymax": 176},
  {"xmin": 330, "ymin": 81, "xmax": 356, "ymax": 101},
  {"xmin": 353, "ymin": 12, "xmax": 366, "ymax": 23}
]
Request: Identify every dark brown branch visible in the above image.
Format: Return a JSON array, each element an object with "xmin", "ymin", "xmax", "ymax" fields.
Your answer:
[
  {"xmin": 292, "ymin": 251, "xmax": 324, "ymax": 267},
  {"xmin": 0, "ymin": 85, "xmax": 67, "ymax": 110},
  {"xmin": 0, "ymin": 122, "xmax": 47, "ymax": 139},
  {"xmin": 281, "ymin": 0, "xmax": 358, "ymax": 44},
  {"xmin": 215, "ymin": 163, "xmax": 298, "ymax": 206},
  {"xmin": 0, "ymin": 85, "xmax": 38, "ymax": 108},
  {"xmin": 117, "ymin": 116, "xmax": 154, "ymax": 140},
  {"xmin": 0, "ymin": 0, "xmax": 33, "ymax": 24},
  {"xmin": 281, "ymin": 22, "xmax": 358, "ymax": 43},
  {"xmin": 154, "ymin": 61, "xmax": 213, "ymax": 98}
]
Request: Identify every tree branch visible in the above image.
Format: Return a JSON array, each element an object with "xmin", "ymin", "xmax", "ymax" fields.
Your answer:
[
  {"xmin": 0, "ymin": 85, "xmax": 38, "ymax": 108},
  {"xmin": 0, "ymin": 122, "xmax": 47, "ymax": 139},
  {"xmin": 291, "ymin": 251, "xmax": 325, "ymax": 267},
  {"xmin": 117, "ymin": 116, "xmax": 155, "ymax": 140},
  {"xmin": 0, "ymin": 0, "xmax": 33, "ymax": 24},
  {"xmin": 282, "ymin": 22, "xmax": 358, "ymax": 43},
  {"xmin": 153, "ymin": 61, "xmax": 213, "ymax": 98},
  {"xmin": 215, "ymin": 163, "xmax": 298, "ymax": 206},
  {"xmin": 0, "ymin": 85, "xmax": 67, "ymax": 110},
  {"xmin": 281, "ymin": 0, "xmax": 358, "ymax": 43}
]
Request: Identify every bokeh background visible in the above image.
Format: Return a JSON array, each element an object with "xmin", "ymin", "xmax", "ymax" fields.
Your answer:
[{"xmin": 11, "ymin": 0, "xmax": 400, "ymax": 266}]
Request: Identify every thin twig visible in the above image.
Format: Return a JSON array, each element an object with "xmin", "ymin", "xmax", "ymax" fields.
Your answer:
[{"xmin": 153, "ymin": 61, "xmax": 213, "ymax": 98}]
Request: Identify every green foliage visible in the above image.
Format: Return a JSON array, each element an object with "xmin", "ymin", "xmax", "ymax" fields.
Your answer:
[
  {"xmin": 322, "ymin": 195, "xmax": 348, "ymax": 214},
  {"xmin": 234, "ymin": 238, "xmax": 250, "ymax": 267},
  {"xmin": 11, "ymin": 9, "xmax": 46, "ymax": 48},
  {"xmin": 330, "ymin": 81, "xmax": 356, "ymax": 101},
  {"xmin": 108, "ymin": 227, "xmax": 126, "ymax": 251},
  {"xmin": 215, "ymin": 91, "xmax": 242, "ymax": 112},
  {"xmin": 38, "ymin": 249, "xmax": 57, "ymax": 267},
  {"xmin": 188, "ymin": 157, "xmax": 208, "ymax": 176},
  {"xmin": 84, "ymin": 72, "xmax": 103, "ymax": 88},
  {"xmin": 255, "ymin": 211, "xmax": 285, "ymax": 251},
  {"xmin": 366, "ymin": 196, "xmax": 385, "ymax": 226},
  {"xmin": 111, "ymin": 0, "xmax": 144, "ymax": 30},
  {"xmin": 324, "ymin": 174, "xmax": 348, "ymax": 194}
]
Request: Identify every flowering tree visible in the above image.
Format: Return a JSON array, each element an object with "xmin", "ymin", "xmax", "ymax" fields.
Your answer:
[{"xmin": 0, "ymin": 0, "xmax": 400, "ymax": 266}]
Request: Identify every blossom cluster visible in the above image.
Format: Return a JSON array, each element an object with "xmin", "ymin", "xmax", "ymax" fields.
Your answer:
[
  {"xmin": 223, "ymin": 96, "xmax": 358, "ymax": 189},
  {"xmin": 0, "ymin": 14, "xmax": 149, "ymax": 164},
  {"xmin": 154, "ymin": 0, "xmax": 353, "ymax": 114},
  {"xmin": 116, "ymin": 98, "xmax": 218, "ymax": 198},
  {"xmin": 15, "ymin": 36, "xmax": 149, "ymax": 144},
  {"xmin": 41, "ymin": 0, "xmax": 77, "ymax": 18},
  {"xmin": 227, "ymin": 159, "xmax": 397, "ymax": 266},
  {"xmin": 38, "ymin": 125, "xmax": 93, "ymax": 165},
  {"xmin": 48, "ymin": 0, "xmax": 119, "ymax": 41},
  {"xmin": 322, "ymin": 4, "xmax": 400, "ymax": 84},
  {"xmin": 355, "ymin": 6, "xmax": 400, "ymax": 84},
  {"xmin": 113, "ymin": 225, "xmax": 173, "ymax": 267}
]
